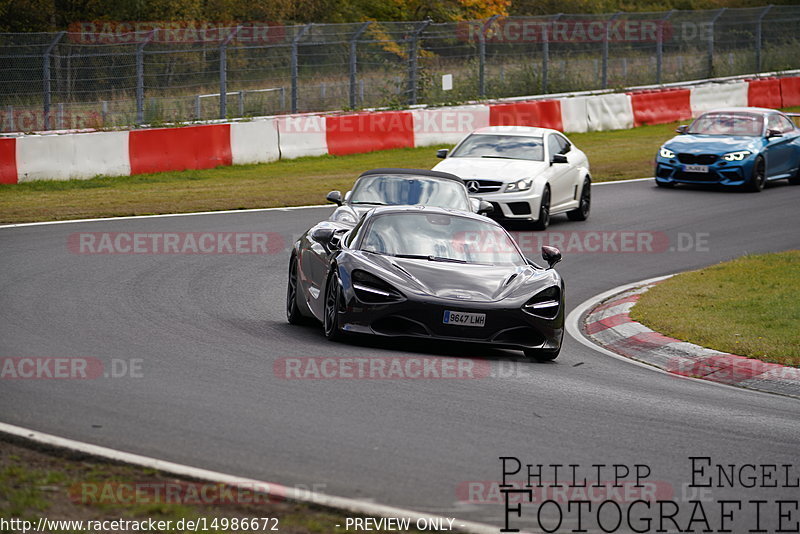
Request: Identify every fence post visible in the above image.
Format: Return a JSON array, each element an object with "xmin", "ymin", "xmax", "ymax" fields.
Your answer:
[
  {"xmin": 349, "ymin": 22, "xmax": 371, "ymax": 109},
  {"xmin": 42, "ymin": 31, "xmax": 65, "ymax": 131},
  {"xmin": 291, "ymin": 24, "xmax": 313, "ymax": 114},
  {"xmin": 542, "ymin": 13, "xmax": 562, "ymax": 94},
  {"xmin": 6, "ymin": 105, "xmax": 14, "ymax": 132},
  {"xmin": 707, "ymin": 8, "xmax": 726, "ymax": 77},
  {"xmin": 136, "ymin": 30, "xmax": 155, "ymax": 125},
  {"xmin": 478, "ymin": 15, "xmax": 499, "ymax": 98},
  {"xmin": 755, "ymin": 5, "xmax": 772, "ymax": 72},
  {"xmin": 602, "ymin": 13, "xmax": 621, "ymax": 89},
  {"xmin": 656, "ymin": 10, "xmax": 675, "ymax": 85},
  {"xmin": 219, "ymin": 25, "xmax": 243, "ymax": 119},
  {"xmin": 407, "ymin": 20, "xmax": 431, "ymax": 106}
]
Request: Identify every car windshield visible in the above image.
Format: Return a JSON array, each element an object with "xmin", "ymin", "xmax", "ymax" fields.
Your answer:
[
  {"xmin": 688, "ymin": 112, "xmax": 764, "ymax": 136},
  {"xmin": 359, "ymin": 212, "xmax": 525, "ymax": 266},
  {"xmin": 349, "ymin": 174, "xmax": 471, "ymax": 211},
  {"xmin": 449, "ymin": 134, "xmax": 544, "ymax": 161}
]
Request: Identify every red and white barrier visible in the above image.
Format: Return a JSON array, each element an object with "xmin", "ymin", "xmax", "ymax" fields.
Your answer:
[
  {"xmin": 629, "ymin": 89, "xmax": 691, "ymax": 127},
  {"xmin": 412, "ymin": 105, "xmax": 490, "ymax": 146},
  {"xmin": 277, "ymin": 115, "xmax": 328, "ymax": 159},
  {"xmin": 690, "ymin": 81, "xmax": 748, "ymax": 116},
  {"xmin": 230, "ymin": 120, "xmax": 279, "ymax": 165},
  {"xmin": 2, "ymin": 74, "xmax": 799, "ymax": 183},
  {"xmin": 17, "ymin": 131, "xmax": 130, "ymax": 182},
  {"xmin": 586, "ymin": 93, "xmax": 634, "ymax": 131}
]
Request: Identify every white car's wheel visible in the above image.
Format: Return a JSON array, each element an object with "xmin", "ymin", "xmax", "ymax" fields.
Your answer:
[
  {"xmin": 567, "ymin": 178, "xmax": 591, "ymax": 221},
  {"xmin": 532, "ymin": 186, "xmax": 550, "ymax": 231}
]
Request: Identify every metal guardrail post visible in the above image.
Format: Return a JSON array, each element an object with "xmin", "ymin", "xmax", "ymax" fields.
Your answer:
[
  {"xmin": 755, "ymin": 5, "xmax": 773, "ymax": 72},
  {"xmin": 136, "ymin": 30, "xmax": 155, "ymax": 125},
  {"xmin": 707, "ymin": 8, "xmax": 727, "ymax": 77},
  {"xmin": 407, "ymin": 20, "xmax": 431, "ymax": 106},
  {"xmin": 602, "ymin": 13, "xmax": 621, "ymax": 89},
  {"xmin": 291, "ymin": 24, "xmax": 312, "ymax": 114},
  {"xmin": 478, "ymin": 15, "xmax": 499, "ymax": 98},
  {"xmin": 219, "ymin": 25, "xmax": 243, "ymax": 119},
  {"xmin": 656, "ymin": 10, "xmax": 675, "ymax": 85},
  {"xmin": 349, "ymin": 22, "xmax": 371, "ymax": 109},
  {"xmin": 42, "ymin": 31, "xmax": 65, "ymax": 131},
  {"xmin": 542, "ymin": 14, "xmax": 562, "ymax": 94}
]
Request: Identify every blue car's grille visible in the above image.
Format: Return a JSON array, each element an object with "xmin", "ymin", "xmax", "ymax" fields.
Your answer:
[{"xmin": 677, "ymin": 153, "xmax": 719, "ymax": 165}]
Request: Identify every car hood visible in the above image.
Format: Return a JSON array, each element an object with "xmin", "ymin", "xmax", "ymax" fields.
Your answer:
[
  {"xmin": 664, "ymin": 135, "xmax": 761, "ymax": 153},
  {"xmin": 361, "ymin": 253, "xmax": 557, "ymax": 303},
  {"xmin": 433, "ymin": 157, "xmax": 548, "ymax": 183}
]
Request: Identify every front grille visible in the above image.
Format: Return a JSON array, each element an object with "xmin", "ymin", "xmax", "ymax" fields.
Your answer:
[
  {"xmin": 674, "ymin": 170, "xmax": 720, "ymax": 181},
  {"xmin": 465, "ymin": 179, "xmax": 503, "ymax": 193},
  {"xmin": 677, "ymin": 153, "xmax": 718, "ymax": 165}
]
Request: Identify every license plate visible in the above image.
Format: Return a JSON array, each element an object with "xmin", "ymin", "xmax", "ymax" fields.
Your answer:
[
  {"xmin": 684, "ymin": 164, "xmax": 708, "ymax": 173},
  {"xmin": 443, "ymin": 310, "xmax": 486, "ymax": 327}
]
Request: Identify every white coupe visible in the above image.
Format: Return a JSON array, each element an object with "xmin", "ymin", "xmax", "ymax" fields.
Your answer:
[{"xmin": 432, "ymin": 126, "xmax": 591, "ymax": 230}]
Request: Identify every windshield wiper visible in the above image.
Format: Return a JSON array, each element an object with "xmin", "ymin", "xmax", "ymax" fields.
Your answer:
[
  {"xmin": 350, "ymin": 201, "xmax": 388, "ymax": 205},
  {"xmin": 480, "ymin": 155, "xmax": 515, "ymax": 159},
  {"xmin": 392, "ymin": 253, "xmax": 468, "ymax": 263}
]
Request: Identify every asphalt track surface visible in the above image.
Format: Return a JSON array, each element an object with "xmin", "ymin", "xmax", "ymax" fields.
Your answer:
[{"xmin": 1, "ymin": 179, "xmax": 799, "ymax": 533}]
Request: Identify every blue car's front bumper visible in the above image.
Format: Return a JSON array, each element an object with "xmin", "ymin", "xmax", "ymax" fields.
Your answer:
[{"xmin": 655, "ymin": 154, "xmax": 755, "ymax": 186}]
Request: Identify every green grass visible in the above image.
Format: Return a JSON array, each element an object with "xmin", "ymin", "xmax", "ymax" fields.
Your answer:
[
  {"xmin": 1, "ymin": 107, "xmax": 798, "ymax": 224},
  {"xmin": 0, "ymin": 438, "xmax": 428, "ymax": 533},
  {"xmin": 630, "ymin": 251, "xmax": 800, "ymax": 367}
]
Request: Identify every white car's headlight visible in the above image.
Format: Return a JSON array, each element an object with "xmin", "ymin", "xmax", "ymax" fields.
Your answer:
[
  {"xmin": 333, "ymin": 210, "xmax": 357, "ymax": 224},
  {"xmin": 659, "ymin": 147, "xmax": 675, "ymax": 159},
  {"xmin": 722, "ymin": 150, "xmax": 751, "ymax": 162},
  {"xmin": 505, "ymin": 178, "xmax": 533, "ymax": 193}
]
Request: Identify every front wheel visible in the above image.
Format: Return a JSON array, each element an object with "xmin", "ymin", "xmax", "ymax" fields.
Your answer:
[
  {"xmin": 745, "ymin": 156, "xmax": 766, "ymax": 192},
  {"xmin": 323, "ymin": 270, "xmax": 344, "ymax": 341},
  {"xmin": 523, "ymin": 347, "xmax": 560, "ymax": 362},
  {"xmin": 286, "ymin": 256, "xmax": 304, "ymax": 324},
  {"xmin": 532, "ymin": 186, "xmax": 551, "ymax": 231},
  {"xmin": 567, "ymin": 178, "xmax": 591, "ymax": 221}
]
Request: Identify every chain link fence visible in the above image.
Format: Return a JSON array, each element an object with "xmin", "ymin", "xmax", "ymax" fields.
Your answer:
[{"xmin": 1, "ymin": 6, "xmax": 799, "ymax": 133}]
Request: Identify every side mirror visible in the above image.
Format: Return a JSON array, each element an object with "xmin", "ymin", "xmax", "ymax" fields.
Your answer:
[
  {"xmin": 311, "ymin": 227, "xmax": 336, "ymax": 245},
  {"xmin": 436, "ymin": 149, "xmax": 449, "ymax": 159},
  {"xmin": 551, "ymin": 154, "xmax": 568, "ymax": 165},
  {"xmin": 326, "ymin": 190, "xmax": 343, "ymax": 206},
  {"xmin": 541, "ymin": 246, "xmax": 561, "ymax": 269},
  {"xmin": 767, "ymin": 129, "xmax": 783, "ymax": 138},
  {"xmin": 478, "ymin": 200, "xmax": 494, "ymax": 214},
  {"xmin": 676, "ymin": 125, "xmax": 689, "ymax": 134}
]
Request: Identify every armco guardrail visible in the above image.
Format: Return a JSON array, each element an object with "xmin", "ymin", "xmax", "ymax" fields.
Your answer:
[{"xmin": 1, "ymin": 73, "xmax": 799, "ymax": 185}]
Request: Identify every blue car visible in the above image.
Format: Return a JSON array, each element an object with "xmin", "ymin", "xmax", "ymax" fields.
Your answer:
[{"xmin": 655, "ymin": 107, "xmax": 800, "ymax": 191}]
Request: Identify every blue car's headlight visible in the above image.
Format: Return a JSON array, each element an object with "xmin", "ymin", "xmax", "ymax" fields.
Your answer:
[
  {"xmin": 722, "ymin": 150, "xmax": 751, "ymax": 162},
  {"xmin": 659, "ymin": 147, "xmax": 675, "ymax": 159}
]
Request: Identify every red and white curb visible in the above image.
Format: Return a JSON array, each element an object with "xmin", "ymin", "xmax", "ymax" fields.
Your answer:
[{"xmin": 571, "ymin": 276, "xmax": 800, "ymax": 399}]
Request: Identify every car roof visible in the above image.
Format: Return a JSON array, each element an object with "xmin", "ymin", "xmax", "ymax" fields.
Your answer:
[
  {"xmin": 470, "ymin": 125, "xmax": 557, "ymax": 137},
  {"xmin": 700, "ymin": 107, "xmax": 780, "ymax": 116},
  {"xmin": 358, "ymin": 168, "xmax": 464, "ymax": 183}
]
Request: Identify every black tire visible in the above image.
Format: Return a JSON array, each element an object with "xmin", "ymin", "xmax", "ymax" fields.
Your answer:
[
  {"xmin": 286, "ymin": 255, "xmax": 305, "ymax": 325},
  {"xmin": 323, "ymin": 270, "xmax": 344, "ymax": 341},
  {"xmin": 745, "ymin": 156, "xmax": 766, "ymax": 192},
  {"xmin": 655, "ymin": 179, "xmax": 675, "ymax": 188},
  {"xmin": 566, "ymin": 178, "xmax": 591, "ymax": 221},
  {"xmin": 523, "ymin": 347, "xmax": 560, "ymax": 362},
  {"xmin": 532, "ymin": 186, "xmax": 551, "ymax": 231}
]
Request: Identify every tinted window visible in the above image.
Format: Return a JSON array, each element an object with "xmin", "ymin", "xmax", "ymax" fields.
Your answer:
[
  {"xmin": 349, "ymin": 174, "xmax": 470, "ymax": 211},
  {"xmin": 768, "ymin": 114, "xmax": 794, "ymax": 134},
  {"xmin": 450, "ymin": 134, "xmax": 544, "ymax": 161},
  {"xmin": 360, "ymin": 212, "xmax": 524, "ymax": 266},
  {"xmin": 547, "ymin": 135, "xmax": 561, "ymax": 158}
]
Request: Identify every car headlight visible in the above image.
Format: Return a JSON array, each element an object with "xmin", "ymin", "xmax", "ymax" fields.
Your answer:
[
  {"xmin": 722, "ymin": 150, "xmax": 751, "ymax": 162},
  {"xmin": 505, "ymin": 178, "xmax": 533, "ymax": 193},
  {"xmin": 659, "ymin": 147, "xmax": 675, "ymax": 159},
  {"xmin": 333, "ymin": 210, "xmax": 357, "ymax": 224}
]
